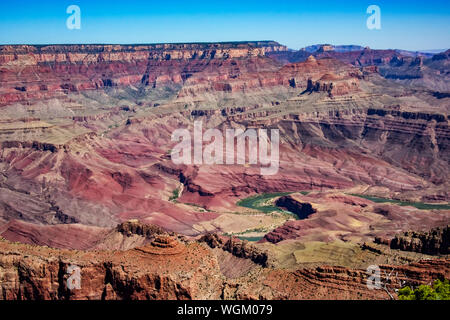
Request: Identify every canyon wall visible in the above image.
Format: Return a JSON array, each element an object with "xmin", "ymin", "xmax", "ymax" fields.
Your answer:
[
  {"xmin": 1, "ymin": 237, "xmax": 448, "ymax": 300},
  {"xmin": 0, "ymin": 42, "xmax": 286, "ymax": 105}
]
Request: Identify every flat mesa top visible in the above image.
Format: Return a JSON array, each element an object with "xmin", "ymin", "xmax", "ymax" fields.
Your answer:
[{"xmin": 0, "ymin": 41, "xmax": 286, "ymax": 54}]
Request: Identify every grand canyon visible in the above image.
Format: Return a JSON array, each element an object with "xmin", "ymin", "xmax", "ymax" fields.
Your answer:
[{"xmin": 0, "ymin": 41, "xmax": 448, "ymax": 300}]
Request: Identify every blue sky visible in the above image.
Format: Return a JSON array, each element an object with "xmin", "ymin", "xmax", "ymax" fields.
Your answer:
[{"xmin": 0, "ymin": 0, "xmax": 449, "ymax": 50}]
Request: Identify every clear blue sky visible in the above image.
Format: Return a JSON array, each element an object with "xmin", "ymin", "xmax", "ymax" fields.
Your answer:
[{"xmin": 0, "ymin": 0, "xmax": 449, "ymax": 50}]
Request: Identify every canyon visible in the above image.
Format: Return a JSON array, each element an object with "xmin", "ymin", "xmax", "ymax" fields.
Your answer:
[
  {"xmin": 0, "ymin": 41, "xmax": 448, "ymax": 300},
  {"xmin": 1, "ymin": 222, "xmax": 449, "ymax": 300}
]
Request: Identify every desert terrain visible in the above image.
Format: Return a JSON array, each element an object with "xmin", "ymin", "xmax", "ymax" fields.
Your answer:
[{"xmin": 0, "ymin": 42, "xmax": 448, "ymax": 299}]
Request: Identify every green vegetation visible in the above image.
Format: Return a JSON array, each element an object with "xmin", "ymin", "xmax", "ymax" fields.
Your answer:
[
  {"xmin": 350, "ymin": 194, "xmax": 450, "ymax": 210},
  {"xmin": 398, "ymin": 279, "xmax": 450, "ymax": 300},
  {"xmin": 224, "ymin": 227, "xmax": 267, "ymax": 237},
  {"xmin": 224, "ymin": 227, "xmax": 267, "ymax": 242},
  {"xmin": 169, "ymin": 188, "xmax": 180, "ymax": 201}
]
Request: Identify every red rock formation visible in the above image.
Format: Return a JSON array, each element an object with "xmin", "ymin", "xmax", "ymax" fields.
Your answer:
[
  {"xmin": 380, "ymin": 225, "xmax": 450, "ymax": 255},
  {"xmin": 199, "ymin": 233, "xmax": 271, "ymax": 267},
  {"xmin": 305, "ymin": 76, "xmax": 360, "ymax": 97},
  {"xmin": 0, "ymin": 238, "xmax": 448, "ymax": 300},
  {"xmin": 0, "ymin": 42, "xmax": 286, "ymax": 106},
  {"xmin": 275, "ymin": 195, "xmax": 316, "ymax": 219},
  {"xmin": 262, "ymin": 192, "xmax": 450, "ymax": 244}
]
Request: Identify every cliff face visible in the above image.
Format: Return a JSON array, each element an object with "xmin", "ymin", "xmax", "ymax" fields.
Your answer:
[
  {"xmin": 0, "ymin": 42, "xmax": 286, "ymax": 106},
  {"xmin": 199, "ymin": 233, "xmax": 271, "ymax": 267},
  {"xmin": 1, "ymin": 237, "xmax": 448, "ymax": 300},
  {"xmin": 268, "ymin": 47, "xmax": 450, "ymax": 92},
  {"xmin": 305, "ymin": 77, "xmax": 360, "ymax": 97},
  {"xmin": 0, "ymin": 236, "xmax": 221, "ymax": 300},
  {"xmin": 0, "ymin": 42, "xmax": 371, "ymax": 107},
  {"xmin": 384, "ymin": 225, "xmax": 450, "ymax": 255},
  {"xmin": 0, "ymin": 42, "xmax": 286, "ymax": 56},
  {"xmin": 275, "ymin": 195, "xmax": 316, "ymax": 219}
]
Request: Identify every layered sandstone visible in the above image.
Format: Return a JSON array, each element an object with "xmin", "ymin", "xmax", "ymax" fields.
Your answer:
[
  {"xmin": 0, "ymin": 42, "xmax": 286, "ymax": 106},
  {"xmin": 376, "ymin": 225, "xmax": 450, "ymax": 255},
  {"xmin": 199, "ymin": 233, "xmax": 271, "ymax": 267},
  {"xmin": 275, "ymin": 195, "xmax": 316, "ymax": 219},
  {"xmin": 0, "ymin": 237, "xmax": 449, "ymax": 300}
]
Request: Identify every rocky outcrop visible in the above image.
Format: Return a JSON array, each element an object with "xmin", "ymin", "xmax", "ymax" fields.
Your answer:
[
  {"xmin": 305, "ymin": 75, "xmax": 360, "ymax": 97},
  {"xmin": 0, "ymin": 237, "xmax": 221, "ymax": 300},
  {"xmin": 316, "ymin": 45, "xmax": 334, "ymax": 53},
  {"xmin": 116, "ymin": 220, "xmax": 169, "ymax": 238},
  {"xmin": 0, "ymin": 238, "xmax": 448, "ymax": 300},
  {"xmin": 275, "ymin": 195, "xmax": 316, "ymax": 219},
  {"xmin": 199, "ymin": 233, "xmax": 271, "ymax": 267},
  {"xmin": 387, "ymin": 225, "xmax": 449, "ymax": 255}
]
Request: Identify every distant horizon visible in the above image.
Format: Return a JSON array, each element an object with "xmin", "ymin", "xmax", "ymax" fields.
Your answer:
[{"xmin": 0, "ymin": 40, "xmax": 447, "ymax": 54}]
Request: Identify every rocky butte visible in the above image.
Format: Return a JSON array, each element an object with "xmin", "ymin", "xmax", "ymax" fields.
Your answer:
[{"xmin": 0, "ymin": 41, "xmax": 448, "ymax": 300}]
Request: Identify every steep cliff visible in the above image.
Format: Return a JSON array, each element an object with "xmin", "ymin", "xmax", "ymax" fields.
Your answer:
[
  {"xmin": 1, "ymin": 237, "xmax": 448, "ymax": 300},
  {"xmin": 376, "ymin": 225, "xmax": 450, "ymax": 255},
  {"xmin": 0, "ymin": 42, "xmax": 286, "ymax": 106}
]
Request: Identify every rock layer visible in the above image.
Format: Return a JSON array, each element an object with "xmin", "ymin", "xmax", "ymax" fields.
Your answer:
[
  {"xmin": 275, "ymin": 195, "xmax": 316, "ymax": 219},
  {"xmin": 376, "ymin": 225, "xmax": 450, "ymax": 255},
  {"xmin": 0, "ymin": 237, "xmax": 448, "ymax": 300},
  {"xmin": 0, "ymin": 42, "xmax": 286, "ymax": 106}
]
